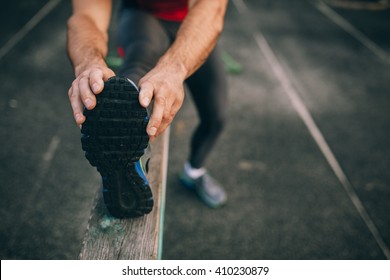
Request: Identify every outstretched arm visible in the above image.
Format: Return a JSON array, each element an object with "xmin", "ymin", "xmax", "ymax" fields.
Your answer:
[
  {"xmin": 67, "ymin": 0, "xmax": 114, "ymax": 126},
  {"xmin": 139, "ymin": 0, "xmax": 228, "ymax": 140}
]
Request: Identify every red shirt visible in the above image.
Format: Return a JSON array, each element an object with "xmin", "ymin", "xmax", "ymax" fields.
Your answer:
[{"xmin": 134, "ymin": 0, "xmax": 189, "ymax": 21}]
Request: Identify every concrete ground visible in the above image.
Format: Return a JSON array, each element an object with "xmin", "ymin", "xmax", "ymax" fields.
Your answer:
[{"xmin": 0, "ymin": 0, "xmax": 389, "ymax": 259}]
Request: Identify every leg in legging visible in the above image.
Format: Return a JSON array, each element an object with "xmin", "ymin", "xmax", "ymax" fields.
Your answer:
[
  {"xmin": 117, "ymin": 9, "xmax": 228, "ymax": 169},
  {"xmin": 116, "ymin": 8, "xmax": 171, "ymax": 84},
  {"xmin": 185, "ymin": 46, "xmax": 228, "ymax": 169}
]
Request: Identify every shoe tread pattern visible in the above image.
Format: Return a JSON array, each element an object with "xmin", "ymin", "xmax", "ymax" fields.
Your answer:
[{"xmin": 81, "ymin": 76, "xmax": 152, "ymax": 218}]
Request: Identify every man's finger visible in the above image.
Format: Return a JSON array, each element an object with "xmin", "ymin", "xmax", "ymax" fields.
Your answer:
[
  {"xmin": 155, "ymin": 122, "xmax": 169, "ymax": 139},
  {"xmin": 139, "ymin": 81, "xmax": 154, "ymax": 108},
  {"xmin": 89, "ymin": 70, "xmax": 104, "ymax": 94},
  {"xmin": 103, "ymin": 68, "xmax": 115, "ymax": 81},
  {"xmin": 147, "ymin": 94, "xmax": 165, "ymax": 137},
  {"xmin": 68, "ymin": 86, "xmax": 85, "ymax": 125},
  {"xmin": 79, "ymin": 76, "xmax": 96, "ymax": 110},
  {"xmin": 155, "ymin": 98, "xmax": 178, "ymax": 137}
]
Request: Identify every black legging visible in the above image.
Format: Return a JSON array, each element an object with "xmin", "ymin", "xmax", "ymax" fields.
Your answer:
[{"xmin": 117, "ymin": 7, "xmax": 228, "ymax": 169}]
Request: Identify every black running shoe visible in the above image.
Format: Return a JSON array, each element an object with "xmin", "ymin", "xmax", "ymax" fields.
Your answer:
[{"xmin": 81, "ymin": 76, "xmax": 153, "ymax": 218}]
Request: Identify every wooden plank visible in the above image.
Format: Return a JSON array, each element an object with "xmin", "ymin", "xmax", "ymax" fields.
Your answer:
[{"xmin": 79, "ymin": 130, "xmax": 169, "ymax": 260}]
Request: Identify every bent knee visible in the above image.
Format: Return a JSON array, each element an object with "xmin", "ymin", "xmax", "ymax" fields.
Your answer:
[{"xmin": 202, "ymin": 114, "xmax": 226, "ymax": 136}]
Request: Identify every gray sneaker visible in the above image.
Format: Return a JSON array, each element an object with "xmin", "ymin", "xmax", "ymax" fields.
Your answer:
[{"xmin": 179, "ymin": 171, "xmax": 227, "ymax": 208}]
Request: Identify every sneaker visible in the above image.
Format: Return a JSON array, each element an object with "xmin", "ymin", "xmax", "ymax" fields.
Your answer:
[
  {"xmin": 179, "ymin": 171, "xmax": 227, "ymax": 208},
  {"xmin": 81, "ymin": 76, "xmax": 153, "ymax": 218}
]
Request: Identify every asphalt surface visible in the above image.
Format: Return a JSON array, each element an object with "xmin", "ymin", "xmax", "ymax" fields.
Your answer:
[{"xmin": 1, "ymin": 0, "xmax": 389, "ymax": 260}]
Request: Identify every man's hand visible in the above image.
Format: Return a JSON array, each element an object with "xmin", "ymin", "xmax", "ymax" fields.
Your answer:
[
  {"xmin": 68, "ymin": 64, "xmax": 115, "ymax": 126},
  {"xmin": 138, "ymin": 63, "xmax": 186, "ymax": 141}
]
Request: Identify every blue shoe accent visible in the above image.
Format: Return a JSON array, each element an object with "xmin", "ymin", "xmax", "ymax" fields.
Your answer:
[
  {"xmin": 179, "ymin": 171, "xmax": 196, "ymax": 189},
  {"xmin": 135, "ymin": 159, "xmax": 148, "ymax": 185}
]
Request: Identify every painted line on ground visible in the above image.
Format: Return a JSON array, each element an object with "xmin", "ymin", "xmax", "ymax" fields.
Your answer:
[
  {"xmin": 314, "ymin": 0, "xmax": 390, "ymax": 64},
  {"xmin": 8, "ymin": 134, "xmax": 62, "ymax": 249},
  {"xmin": 232, "ymin": 0, "xmax": 248, "ymax": 14},
  {"xmin": 0, "ymin": 0, "xmax": 62, "ymax": 61},
  {"xmin": 233, "ymin": 0, "xmax": 390, "ymax": 259},
  {"xmin": 41, "ymin": 134, "xmax": 61, "ymax": 176}
]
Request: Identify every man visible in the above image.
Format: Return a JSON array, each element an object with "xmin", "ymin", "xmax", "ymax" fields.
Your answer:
[{"xmin": 67, "ymin": 0, "xmax": 229, "ymax": 218}]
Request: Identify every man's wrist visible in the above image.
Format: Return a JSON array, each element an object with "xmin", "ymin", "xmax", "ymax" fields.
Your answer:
[
  {"xmin": 74, "ymin": 56, "xmax": 107, "ymax": 77},
  {"xmin": 156, "ymin": 57, "xmax": 188, "ymax": 80}
]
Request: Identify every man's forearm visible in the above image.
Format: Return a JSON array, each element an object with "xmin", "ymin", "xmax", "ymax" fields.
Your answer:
[
  {"xmin": 66, "ymin": 0, "xmax": 114, "ymax": 125},
  {"xmin": 137, "ymin": 0, "xmax": 228, "ymax": 139},
  {"xmin": 157, "ymin": 0, "xmax": 228, "ymax": 79},
  {"xmin": 67, "ymin": 14, "xmax": 109, "ymax": 76}
]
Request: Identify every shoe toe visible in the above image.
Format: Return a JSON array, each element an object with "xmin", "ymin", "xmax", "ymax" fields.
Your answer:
[{"xmin": 195, "ymin": 174, "xmax": 227, "ymax": 208}]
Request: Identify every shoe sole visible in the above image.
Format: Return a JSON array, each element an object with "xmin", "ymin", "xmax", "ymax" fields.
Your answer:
[{"xmin": 81, "ymin": 76, "xmax": 153, "ymax": 218}]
